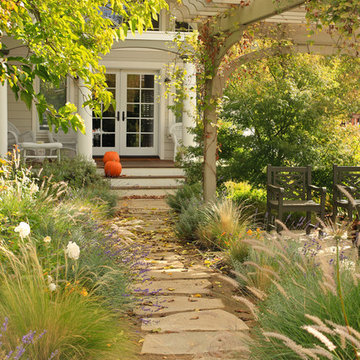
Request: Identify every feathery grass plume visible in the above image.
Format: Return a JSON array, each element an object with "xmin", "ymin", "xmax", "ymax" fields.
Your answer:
[
  {"xmin": 311, "ymin": 345, "xmax": 334, "ymax": 359},
  {"xmin": 246, "ymin": 286, "xmax": 267, "ymax": 300},
  {"xmin": 263, "ymin": 332, "xmax": 311, "ymax": 360},
  {"xmin": 334, "ymin": 327, "xmax": 360, "ymax": 349},
  {"xmin": 302, "ymin": 325, "xmax": 337, "ymax": 352},
  {"xmin": 242, "ymin": 261, "xmax": 281, "ymax": 280},
  {"xmin": 232, "ymin": 296, "xmax": 258, "ymax": 320},
  {"xmin": 271, "ymin": 280, "xmax": 289, "ymax": 299}
]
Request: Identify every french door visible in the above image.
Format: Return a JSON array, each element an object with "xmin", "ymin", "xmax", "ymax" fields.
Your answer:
[{"xmin": 92, "ymin": 71, "xmax": 158, "ymax": 156}]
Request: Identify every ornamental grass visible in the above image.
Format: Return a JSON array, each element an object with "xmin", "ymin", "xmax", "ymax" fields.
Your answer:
[
  {"xmin": 0, "ymin": 238, "xmax": 133, "ymax": 360},
  {"xmin": 234, "ymin": 220, "xmax": 360, "ymax": 360}
]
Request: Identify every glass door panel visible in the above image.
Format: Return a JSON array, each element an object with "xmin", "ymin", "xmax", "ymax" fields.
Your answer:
[
  {"xmin": 120, "ymin": 73, "xmax": 157, "ymax": 155},
  {"xmin": 92, "ymin": 73, "xmax": 119, "ymax": 156}
]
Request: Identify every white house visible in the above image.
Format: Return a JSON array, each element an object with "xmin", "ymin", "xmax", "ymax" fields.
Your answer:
[{"xmin": 1, "ymin": 4, "xmax": 206, "ymax": 161}]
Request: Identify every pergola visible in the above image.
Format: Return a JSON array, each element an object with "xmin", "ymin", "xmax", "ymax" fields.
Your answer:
[
  {"xmin": 0, "ymin": 0, "xmax": 355, "ymax": 191},
  {"xmin": 168, "ymin": 0, "xmax": 357, "ymax": 202}
]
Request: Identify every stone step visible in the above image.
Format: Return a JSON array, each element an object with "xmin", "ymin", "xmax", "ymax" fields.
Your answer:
[
  {"xmin": 133, "ymin": 279, "xmax": 212, "ymax": 295},
  {"xmin": 111, "ymin": 188, "xmax": 178, "ymax": 197},
  {"xmin": 134, "ymin": 296, "xmax": 225, "ymax": 316},
  {"xmin": 142, "ymin": 309, "xmax": 249, "ymax": 332},
  {"xmin": 146, "ymin": 268, "xmax": 212, "ymax": 280},
  {"xmin": 110, "ymin": 176, "xmax": 184, "ymax": 188},
  {"xmin": 97, "ymin": 167, "xmax": 185, "ymax": 177},
  {"xmin": 141, "ymin": 331, "xmax": 250, "ymax": 355}
]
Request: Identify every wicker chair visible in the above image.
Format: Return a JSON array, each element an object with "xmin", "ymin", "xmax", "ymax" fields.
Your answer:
[
  {"xmin": 7, "ymin": 122, "xmax": 35, "ymax": 151},
  {"xmin": 169, "ymin": 123, "xmax": 183, "ymax": 161},
  {"xmin": 48, "ymin": 129, "xmax": 77, "ymax": 156}
]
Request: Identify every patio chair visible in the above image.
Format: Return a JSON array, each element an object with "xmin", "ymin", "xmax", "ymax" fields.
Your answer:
[
  {"xmin": 169, "ymin": 123, "xmax": 183, "ymax": 161},
  {"xmin": 267, "ymin": 165, "xmax": 326, "ymax": 234},
  {"xmin": 7, "ymin": 122, "xmax": 35, "ymax": 151},
  {"xmin": 333, "ymin": 165, "xmax": 360, "ymax": 221},
  {"xmin": 48, "ymin": 129, "xmax": 77, "ymax": 156}
]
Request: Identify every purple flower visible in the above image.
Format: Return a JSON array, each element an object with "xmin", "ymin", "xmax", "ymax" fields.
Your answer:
[
  {"xmin": 2, "ymin": 317, "xmax": 8, "ymax": 332},
  {"xmin": 22, "ymin": 330, "xmax": 36, "ymax": 344}
]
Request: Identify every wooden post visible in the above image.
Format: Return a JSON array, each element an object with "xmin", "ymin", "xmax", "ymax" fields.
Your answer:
[
  {"xmin": 77, "ymin": 78, "xmax": 93, "ymax": 159},
  {"xmin": 0, "ymin": 77, "xmax": 8, "ymax": 158}
]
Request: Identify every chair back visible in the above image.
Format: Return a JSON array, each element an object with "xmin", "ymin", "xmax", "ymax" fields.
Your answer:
[
  {"xmin": 8, "ymin": 122, "xmax": 19, "ymax": 136},
  {"xmin": 48, "ymin": 129, "xmax": 77, "ymax": 148},
  {"xmin": 267, "ymin": 165, "xmax": 312, "ymax": 200},
  {"xmin": 333, "ymin": 165, "xmax": 360, "ymax": 199}
]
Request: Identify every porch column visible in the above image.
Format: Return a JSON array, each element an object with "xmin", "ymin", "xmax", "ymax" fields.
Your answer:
[
  {"xmin": 0, "ymin": 78, "xmax": 8, "ymax": 158},
  {"xmin": 77, "ymin": 79, "xmax": 93, "ymax": 159},
  {"xmin": 182, "ymin": 60, "xmax": 196, "ymax": 147}
]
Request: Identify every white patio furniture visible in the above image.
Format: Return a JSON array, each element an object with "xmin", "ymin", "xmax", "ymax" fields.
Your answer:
[
  {"xmin": 48, "ymin": 129, "xmax": 77, "ymax": 156},
  {"xmin": 169, "ymin": 122, "xmax": 183, "ymax": 161},
  {"xmin": 7, "ymin": 122, "xmax": 35, "ymax": 151},
  {"xmin": 21, "ymin": 142, "xmax": 63, "ymax": 162}
]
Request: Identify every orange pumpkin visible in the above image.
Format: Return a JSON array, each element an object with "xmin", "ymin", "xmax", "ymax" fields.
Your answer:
[
  {"xmin": 104, "ymin": 161, "xmax": 122, "ymax": 177},
  {"xmin": 103, "ymin": 151, "xmax": 120, "ymax": 164}
]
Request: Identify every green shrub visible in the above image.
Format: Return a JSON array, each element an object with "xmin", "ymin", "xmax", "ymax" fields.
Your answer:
[
  {"xmin": 167, "ymin": 183, "xmax": 203, "ymax": 213},
  {"xmin": 225, "ymin": 181, "xmax": 266, "ymax": 218},
  {"xmin": 39, "ymin": 156, "xmax": 104, "ymax": 189},
  {"xmin": 175, "ymin": 197, "xmax": 206, "ymax": 241}
]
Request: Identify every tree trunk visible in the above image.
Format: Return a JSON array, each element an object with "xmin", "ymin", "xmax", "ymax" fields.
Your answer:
[{"xmin": 203, "ymin": 78, "xmax": 218, "ymax": 203}]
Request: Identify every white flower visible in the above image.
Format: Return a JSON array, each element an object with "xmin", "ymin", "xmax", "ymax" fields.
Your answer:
[
  {"xmin": 43, "ymin": 236, "xmax": 51, "ymax": 243},
  {"xmin": 48, "ymin": 283, "xmax": 57, "ymax": 292},
  {"xmin": 47, "ymin": 275, "xmax": 53, "ymax": 284},
  {"xmin": 65, "ymin": 241, "xmax": 80, "ymax": 260},
  {"xmin": 14, "ymin": 222, "xmax": 30, "ymax": 238}
]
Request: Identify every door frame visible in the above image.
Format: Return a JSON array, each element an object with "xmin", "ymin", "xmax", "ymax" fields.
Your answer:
[
  {"xmin": 92, "ymin": 68, "xmax": 160, "ymax": 157},
  {"xmin": 119, "ymin": 70, "xmax": 159, "ymax": 156}
]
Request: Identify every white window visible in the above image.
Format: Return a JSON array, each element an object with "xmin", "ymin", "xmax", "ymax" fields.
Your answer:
[{"xmin": 39, "ymin": 79, "xmax": 67, "ymax": 130}]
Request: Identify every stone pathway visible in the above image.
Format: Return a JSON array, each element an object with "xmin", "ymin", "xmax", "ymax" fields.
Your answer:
[{"xmin": 117, "ymin": 198, "xmax": 252, "ymax": 360}]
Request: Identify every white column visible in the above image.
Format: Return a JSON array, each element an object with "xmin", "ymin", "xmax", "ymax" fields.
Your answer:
[
  {"xmin": 77, "ymin": 79, "xmax": 93, "ymax": 159},
  {"xmin": 0, "ymin": 78, "xmax": 8, "ymax": 158},
  {"xmin": 182, "ymin": 60, "xmax": 196, "ymax": 147}
]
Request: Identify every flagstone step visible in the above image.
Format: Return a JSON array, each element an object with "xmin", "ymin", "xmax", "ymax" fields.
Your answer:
[
  {"xmin": 133, "ymin": 279, "xmax": 212, "ymax": 295},
  {"xmin": 134, "ymin": 296, "xmax": 225, "ymax": 316},
  {"xmin": 141, "ymin": 331, "xmax": 249, "ymax": 355},
  {"xmin": 142, "ymin": 309, "xmax": 249, "ymax": 332},
  {"xmin": 146, "ymin": 268, "xmax": 212, "ymax": 280}
]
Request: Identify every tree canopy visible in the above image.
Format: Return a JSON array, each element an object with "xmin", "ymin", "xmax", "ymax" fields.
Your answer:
[
  {"xmin": 218, "ymin": 53, "xmax": 360, "ymax": 188},
  {"xmin": 0, "ymin": 0, "xmax": 167, "ymax": 132}
]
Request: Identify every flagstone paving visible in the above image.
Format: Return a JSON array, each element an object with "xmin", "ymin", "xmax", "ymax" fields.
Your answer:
[{"xmin": 117, "ymin": 198, "xmax": 252, "ymax": 360}]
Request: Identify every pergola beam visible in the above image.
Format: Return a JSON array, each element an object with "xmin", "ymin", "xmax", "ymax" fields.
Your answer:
[{"xmin": 213, "ymin": 0, "xmax": 305, "ymax": 34}]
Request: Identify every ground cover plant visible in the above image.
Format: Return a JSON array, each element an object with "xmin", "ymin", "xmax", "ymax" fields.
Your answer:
[{"xmin": 0, "ymin": 151, "xmax": 139, "ymax": 359}]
